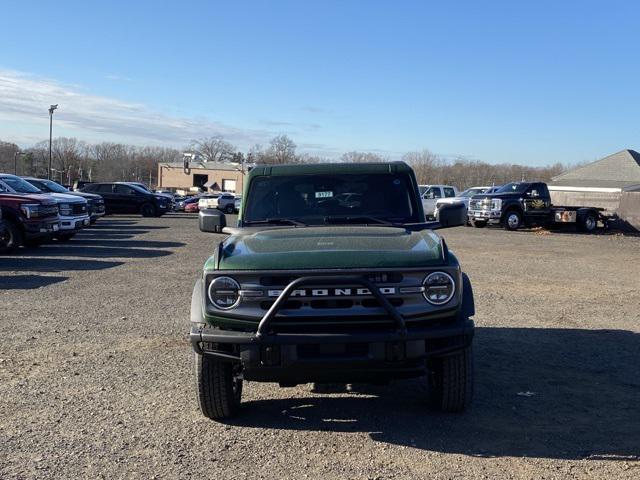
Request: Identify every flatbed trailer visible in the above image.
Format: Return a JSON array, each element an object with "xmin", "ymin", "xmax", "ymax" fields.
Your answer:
[{"xmin": 467, "ymin": 181, "xmax": 611, "ymax": 232}]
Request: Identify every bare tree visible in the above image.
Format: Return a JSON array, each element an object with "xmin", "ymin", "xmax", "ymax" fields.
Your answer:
[
  {"xmin": 191, "ymin": 135, "xmax": 235, "ymax": 163},
  {"xmin": 340, "ymin": 151, "xmax": 386, "ymax": 163},
  {"xmin": 263, "ymin": 135, "xmax": 297, "ymax": 165}
]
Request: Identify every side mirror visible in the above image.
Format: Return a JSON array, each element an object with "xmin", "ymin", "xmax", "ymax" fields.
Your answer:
[
  {"xmin": 199, "ymin": 208, "xmax": 226, "ymax": 233},
  {"xmin": 435, "ymin": 203, "xmax": 466, "ymax": 228}
]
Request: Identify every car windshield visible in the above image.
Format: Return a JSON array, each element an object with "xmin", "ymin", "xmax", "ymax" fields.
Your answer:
[
  {"xmin": 1, "ymin": 176, "xmax": 42, "ymax": 194},
  {"xmin": 122, "ymin": 183, "xmax": 148, "ymax": 194},
  {"xmin": 496, "ymin": 182, "xmax": 529, "ymax": 194},
  {"xmin": 460, "ymin": 187, "xmax": 487, "ymax": 197},
  {"xmin": 244, "ymin": 173, "xmax": 419, "ymax": 225},
  {"xmin": 35, "ymin": 179, "xmax": 70, "ymax": 193}
]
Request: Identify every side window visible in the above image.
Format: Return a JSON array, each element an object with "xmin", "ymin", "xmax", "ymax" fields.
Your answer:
[
  {"xmin": 97, "ymin": 184, "xmax": 113, "ymax": 193},
  {"xmin": 443, "ymin": 187, "xmax": 456, "ymax": 198},
  {"xmin": 425, "ymin": 187, "xmax": 442, "ymax": 199},
  {"xmin": 0, "ymin": 182, "xmax": 8, "ymax": 192},
  {"xmin": 114, "ymin": 185, "xmax": 134, "ymax": 195},
  {"xmin": 526, "ymin": 185, "xmax": 540, "ymax": 198}
]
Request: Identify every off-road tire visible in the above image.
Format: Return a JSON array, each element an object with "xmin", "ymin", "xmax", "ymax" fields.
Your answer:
[
  {"xmin": 503, "ymin": 210, "xmax": 522, "ymax": 231},
  {"xmin": 194, "ymin": 352, "xmax": 242, "ymax": 419},
  {"xmin": 140, "ymin": 203, "xmax": 156, "ymax": 217},
  {"xmin": 470, "ymin": 219, "xmax": 487, "ymax": 228},
  {"xmin": 428, "ymin": 345, "xmax": 474, "ymax": 413},
  {"xmin": 0, "ymin": 220, "xmax": 22, "ymax": 253}
]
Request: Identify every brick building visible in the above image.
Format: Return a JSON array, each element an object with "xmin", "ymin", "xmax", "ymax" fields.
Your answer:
[{"xmin": 157, "ymin": 161, "xmax": 246, "ymax": 193}]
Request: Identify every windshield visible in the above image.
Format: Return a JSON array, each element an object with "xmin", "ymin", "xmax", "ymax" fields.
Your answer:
[
  {"xmin": 0, "ymin": 176, "xmax": 42, "ymax": 194},
  {"xmin": 460, "ymin": 187, "xmax": 487, "ymax": 197},
  {"xmin": 129, "ymin": 182, "xmax": 151, "ymax": 192},
  {"xmin": 496, "ymin": 182, "xmax": 529, "ymax": 194},
  {"xmin": 33, "ymin": 179, "xmax": 70, "ymax": 193},
  {"xmin": 244, "ymin": 173, "xmax": 419, "ymax": 225},
  {"xmin": 121, "ymin": 183, "xmax": 148, "ymax": 194}
]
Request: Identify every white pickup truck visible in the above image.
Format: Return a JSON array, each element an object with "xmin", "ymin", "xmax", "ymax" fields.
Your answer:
[
  {"xmin": 418, "ymin": 184, "xmax": 459, "ymax": 219},
  {"xmin": 198, "ymin": 192, "xmax": 236, "ymax": 213}
]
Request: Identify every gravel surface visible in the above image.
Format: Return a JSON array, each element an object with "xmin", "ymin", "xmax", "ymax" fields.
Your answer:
[{"xmin": 1, "ymin": 215, "xmax": 639, "ymax": 479}]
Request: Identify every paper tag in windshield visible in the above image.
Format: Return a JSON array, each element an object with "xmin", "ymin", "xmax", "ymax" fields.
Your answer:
[{"xmin": 315, "ymin": 191, "xmax": 333, "ymax": 198}]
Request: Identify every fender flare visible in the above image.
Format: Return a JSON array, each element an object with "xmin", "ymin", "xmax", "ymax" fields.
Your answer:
[{"xmin": 460, "ymin": 272, "xmax": 475, "ymax": 318}]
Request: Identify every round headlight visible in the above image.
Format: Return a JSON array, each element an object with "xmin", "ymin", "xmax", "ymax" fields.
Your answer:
[
  {"xmin": 422, "ymin": 272, "xmax": 455, "ymax": 305},
  {"xmin": 208, "ymin": 276, "xmax": 241, "ymax": 310}
]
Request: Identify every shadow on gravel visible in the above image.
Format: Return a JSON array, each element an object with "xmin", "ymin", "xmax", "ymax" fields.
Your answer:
[
  {"xmin": 0, "ymin": 258, "xmax": 124, "ymax": 272},
  {"xmin": 0, "ymin": 274, "xmax": 68, "ymax": 289},
  {"xmin": 87, "ymin": 224, "xmax": 170, "ymax": 231},
  {"xmin": 30, "ymin": 244, "xmax": 177, "ymax": 259},
  {"xmin": 233, "ymin": 327, "xmax": 640, "ymax": 461},
  {"xmin": 68, "ymin": 238, "xmax": 186, "ymax": 249}
]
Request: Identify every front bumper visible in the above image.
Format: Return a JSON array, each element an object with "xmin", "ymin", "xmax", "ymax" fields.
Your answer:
[
  {"xmin": 190, "ymin": 274, "xmax": 475, "ymax": 383},
  {"xmin": 468, "ymin": 209, "xmax": 501, "ymax": 223},
  {"xmin": 23, "ymin": 218, "xmax": 60, "ymax": 238},
  {"xmin": 191, "ymin": 320, "xmax": 474, "ymax": 383},
  {"xmin": 58, "ymin": 214, "xmax": 90, "ymax": 231}
]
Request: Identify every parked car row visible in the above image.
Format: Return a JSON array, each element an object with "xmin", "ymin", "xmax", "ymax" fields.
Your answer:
[{"xmin": 174, "ymin": 192, "xmax": 240, "ymax": 214}]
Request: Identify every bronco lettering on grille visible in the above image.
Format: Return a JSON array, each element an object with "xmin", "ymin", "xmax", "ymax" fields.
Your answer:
[{"xmin": 267, "ymin": 287, "xmax": 396, "ymax": 297}]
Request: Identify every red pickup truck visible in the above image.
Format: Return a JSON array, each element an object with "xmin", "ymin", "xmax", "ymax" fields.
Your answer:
[{"xmin": 0, "ymin": 193, "xmax": 61, "ymax": 253}]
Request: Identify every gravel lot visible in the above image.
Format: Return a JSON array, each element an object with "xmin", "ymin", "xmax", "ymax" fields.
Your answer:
[{"xmin": 1, "ymin": 215, "xmax": 639, "ymax": 479}]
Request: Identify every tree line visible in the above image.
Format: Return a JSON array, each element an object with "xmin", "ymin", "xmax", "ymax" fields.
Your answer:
[{"xmin": 1, "ymin": 135, "xmax": 570, "ymax": 190}]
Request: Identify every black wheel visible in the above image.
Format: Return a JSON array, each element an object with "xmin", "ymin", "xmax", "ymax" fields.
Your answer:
[
  {"xmin": 194, "ymin": 352, "xmax": 243, "ymax": 419},
  {"xmin": 503, "ymin": 210, "xmax": 522, "ymax": 231},
  {"xmin": 428, "ymin": 345, "xmax": 474, "ymax": 413},
  {"xmin": 55, "ymin": 233, "xmax": 75, "ymax": 242},
  {"xmin": 90, "ymin": 218, "xmax": 97, "ymax": 225},
  {"xmin": 470, "ymin": 219, "xmax": 487, "ymax": 228},
  {"xmin": 140, "ymin": 203, "xmax": 156, "ymax": 217},
  {"xmin": 0, "ymin": 220, "xmax": 22, "ymax": 253},
  {"xmin": 579, "ymin": 212, "xmax": 597, "ymax": 233},
  {"xmin": 225, "ymin": 204, "xmax": 235, "ymax": 214}
]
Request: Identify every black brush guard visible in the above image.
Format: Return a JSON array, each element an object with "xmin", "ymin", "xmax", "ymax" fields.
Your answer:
[{"xmin": 191, "ymin": 274, "xmax": 474, "ymax": 368}]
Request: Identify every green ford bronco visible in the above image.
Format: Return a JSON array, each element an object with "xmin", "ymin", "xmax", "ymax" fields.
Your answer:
[{"xmin": 190, "ymin": 162, "xmax": 475, "ymax": 419}]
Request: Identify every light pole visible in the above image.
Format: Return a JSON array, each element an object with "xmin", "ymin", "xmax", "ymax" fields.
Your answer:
[
  {"xmin": 48, "ymin": 104, "xmax": 58, "ymax": 180},
  {"xmin": 14, "ymin": 151, "xmax": 22, "ymax": 175}
]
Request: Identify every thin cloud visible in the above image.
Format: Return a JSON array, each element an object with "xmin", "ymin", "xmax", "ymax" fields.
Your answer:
[
  {"xmin": 0, "ymin": 69, "xmax": 273, "ymax": 148},
  {"xmin": 105, "ymin": 74, "xmax": 133, "ymax": 82}
]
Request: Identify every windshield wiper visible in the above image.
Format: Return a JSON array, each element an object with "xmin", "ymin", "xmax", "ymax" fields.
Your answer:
[
  {"xmin": 244, "ymin": 218, "xmax": 307, "ymax": 226},
  {"xmin": 323, "ymin": 216, "xmax": 401, "ymax": 226}
]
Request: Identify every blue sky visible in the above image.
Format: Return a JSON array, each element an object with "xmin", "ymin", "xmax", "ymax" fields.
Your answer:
[{"xmin": 1, "ymin": 0, "xmax": 638, "ymax": 165}]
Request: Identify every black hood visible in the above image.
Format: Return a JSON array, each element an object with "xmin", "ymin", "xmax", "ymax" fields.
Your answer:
[
  {"xmin": 471, "ymin": 191, "xmax": 522, "ymax": 201},
  {"xmin": 64, "ymin": 191, "xmax": 103, "ymax": 201}
]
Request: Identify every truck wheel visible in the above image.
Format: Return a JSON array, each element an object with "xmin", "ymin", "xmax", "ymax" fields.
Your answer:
[
  {"xmin": 194, "ymin": 352, "xmax": 243, "ymax": 419},
  {"xmin": 0, "ymin": 220, "xmax": 22, "ymax": 253},
  {"xmin": 140, "ymin": 203, "xmax": 156, "ymax": 217},
  {"xmin": 428, "ymin": 345, "xmax": 474, "ymax": 412},
  {"xmin": 225, "ymin": 204, "xmax": 235, "ymax": 214},
  {"xmin": 470, "ymin": 219, "xmax": 487, "ymax": 228},
  {"xmin": 504, "ymin": 210, "xmax": 522, "ymax": 231},
  {"xmin": 579, "ymin": 213, "xmax": 597, "ymax": 233}
]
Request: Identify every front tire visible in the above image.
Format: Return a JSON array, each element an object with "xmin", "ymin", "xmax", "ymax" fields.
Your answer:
[
  {"xmin": 140, "ymin": 203, "xmax": 156, "ymax": 217},
  {"xmin": 225, "ymin": 204, "xmax": 235, "ymax": 214},
  {"xmin": 0, "ymin": 220, "xmax": 22, "ymax": 253},
  {"xmin": 470, "ymin": 219, "xmax": 487, "ymax": 228},
  {"xmin": 504, "ymin": 210, "xmax": 522, "ymax": 231},
  {"xmin": 428, "ymin": 345, "xmax": 474, "ymax": 413},
  {"xmin": 194, "ymin": 352, "xmax": 243, "ymax": 419}
]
